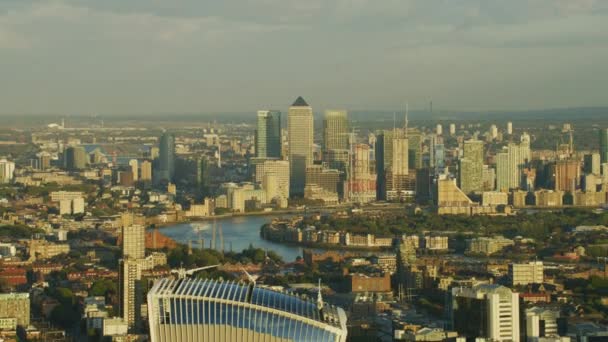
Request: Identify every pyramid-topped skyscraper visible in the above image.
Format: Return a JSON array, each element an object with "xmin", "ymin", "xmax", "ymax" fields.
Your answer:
[{"xmin": 288, "ymin": 97, "xmax": 313, "ymax": 196}]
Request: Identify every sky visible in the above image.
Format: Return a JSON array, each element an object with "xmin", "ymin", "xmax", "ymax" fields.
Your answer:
[{"xmin": 1, "ymin": 0, "xmax": 608, "ymax": 115}]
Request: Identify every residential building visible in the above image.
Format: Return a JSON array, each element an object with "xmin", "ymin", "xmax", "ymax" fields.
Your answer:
[
  {"xmin": 0, "ymin": 159, "xmax": 15, "ymax": 184},
  {"xmin": 129, "ymin": 159, "xmax": 138, "ymax": 181},
  {"xmin": 0, "ymin": 293, "xmax": 29, "ymax": 327},
  {"xmin": 509, "ymin": 261, "xmax": 544, "ymax": 286},
  {"xmin": 122, "ymin": 224, "xmax": 145, "ymax": 260},
  {"xmin": 467, "ymin": 236, "xmax": 514, "ymax": 255},
  {"xmin": 459, "ymin": 139, "xmax": 484, "ymax": 194},
  {"xmin": 140, "ymin": 160, "xmax": 152, "ymax": 181}
]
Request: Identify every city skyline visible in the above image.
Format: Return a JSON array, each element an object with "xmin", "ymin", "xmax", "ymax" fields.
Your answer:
[{"xmin": 1, "ymin": 1, "xmax": 608, "ymax": 115}]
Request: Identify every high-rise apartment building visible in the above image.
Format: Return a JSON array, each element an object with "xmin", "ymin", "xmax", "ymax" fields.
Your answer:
[
  {"xmin": 122, "ymin": 224, "xmax": 145, "ymax": 260},
  {"xmin": 323, "ymin": 110, "xmax": 349, "ymax": 153},
  {"xmin": 449, "ymin": 123, "xmax": 456, "ymax": 135},
  {"xmin": 451, "ymin": 284, "xmax": 520, "ymax": 342},
  {"xmin": 496, "ymin": 142, "xmax": 529, "ymax": 191},
  {"xmin": 509, "ymin": 261, "xmax": 544, "ymax": 286},
  {"xmin": 436, "ymin": 124, "xmax": 443, "ymax": 136},
  {"xmin": 600, "ymin": 128, "xmax": 608, "ymax": 164},
  {"xmin": 458, "ymin": 139, "xmax": 484, "ymax": 194},
  {"xmin": 129, "ymin": 159, "xmax": 138, "ymax": 182},
  {"xmin": 119, "ymin": 258, "xmax": 143, "ymax": 332},
  {"xmin": 288, "ymin": 97, "xmax": 314, "ymax": 196},
  {"xmin": 158, "ymin": 132, "xmax": 175, "ymax": 182},
  {"xmin": 147, "ymin": 277, "xmax": 348, "ymax": 342},
  {"xmin": 255, "ymin": 110, "xmax": 282, "ymax": 158},
  {"xmin": 376, "ymin": 129, "xmax": 411, "ymax": 200},
  {"xmin": 140, "ymin": 160, "xmax": 152, "ymax": 181},
  {"xmin": 525, "ymin": 307, "xmax": 561, "ymax": 341},
  {"xmin": 0, "ymin": 159, "xmax": 15, "ymax": 184},
  {"xmin": 507, "ymin": 122, "xmax": 513, "ymax": 135}
]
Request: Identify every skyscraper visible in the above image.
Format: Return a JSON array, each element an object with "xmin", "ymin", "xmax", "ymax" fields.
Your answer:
[
  {"xmin": 147, "ymin": 277, "xmax": 348, "ymax": 342},
  {"xmin": 600, "ymin": 128, "xmax": 608, "ymax": 165},
  {"xmin": 158, "ymin": 132, "xmax": 175, "ymax": 182},
  {"xmin": 407, "ymin": 129, "xmax": 423, "ymax": 170},
  {"xmin": 254, "ymin": 159, "xmax": 290, "ymax": 200},
  {"xmin": 584, "ymin": 153, "xmax": 601, "ymax": 175},
  {"xmin": 119, "ymin": 258, "xmax": 143, "ymax": 332},
  {"xmin": 288, "ymin": 96, "xmax": 314, "ymax": 196},
  {"xmin": 323, "ymin": 110, "xmax": 349, "ymax": 153},
  {"xmin": 376, "ymin": 130, "xmax": 409, "ymax": 200},
  {"xmin": 496, "ymin": 142, "xmax": 528, "ymax": 191},
  {"xmin": 255, "ymin": 110, "xmax": 282, "ymax": 158},
  {"xmin": 129, "ymin": 159, "xmax": 138, "ymax": 182},
  {"xmin": 65, "ymin": 146, "xmax": 87, "ymax": 170},
  {"xmin": 458, "ymin": 139, "xmax": 484, "ymax": 194},
  {"xmin": 140, "ymin": 160, "xmax": 152, "ymax": 181}
]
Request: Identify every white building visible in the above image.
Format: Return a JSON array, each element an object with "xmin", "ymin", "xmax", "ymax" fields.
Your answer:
[
  {"xmin": 0, "ymin": 159, "xmax": 15, "ymax": 184},
  {"xmin": 510, "ymin": 261, "xmax": 544, "ymax": 286},
  {"xmin": 452, "ymin": 284, "xmax": 520, "ymax": 342},
  {"xmin": 129, "ymin": 159, "xmax": 139, "ymax": 181}
]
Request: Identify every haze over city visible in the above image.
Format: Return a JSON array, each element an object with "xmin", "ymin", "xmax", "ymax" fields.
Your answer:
[{"xmin": 1, "ymin": 0, "xmax": 608, "ymax": 114}]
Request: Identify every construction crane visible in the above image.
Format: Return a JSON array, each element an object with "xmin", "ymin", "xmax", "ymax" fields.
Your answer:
[{"xmin": 171, "ymin": 264, "xmax": 220, "ymax": 279}]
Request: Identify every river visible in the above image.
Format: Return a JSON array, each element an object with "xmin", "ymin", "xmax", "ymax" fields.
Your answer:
[{"xmin": 159, "ymin": 215, "xmax": 304, "ymax": 262}]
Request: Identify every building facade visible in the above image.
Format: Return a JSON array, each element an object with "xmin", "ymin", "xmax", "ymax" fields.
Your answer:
[
  {"xmin": 148, "ymin": 277, "xmax": 347, "ymax": 342},
  {"xmin": 288, "ymin": 97, "xmax": 314, "ymax": 196},
  {"xmin": 256, "ymin": 110, "xmax": 282, "ymax": 159}
]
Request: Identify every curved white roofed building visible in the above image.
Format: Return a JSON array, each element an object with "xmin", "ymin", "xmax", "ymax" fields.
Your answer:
[{"xmin": 148, "ymin": 277, "xmax": 347, "ymax": 342}]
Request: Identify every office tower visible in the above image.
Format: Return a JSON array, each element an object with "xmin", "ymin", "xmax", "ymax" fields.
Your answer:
[
  {"xmin": 435, "ymin": 143, "xmax": 445, "ymax": 170},
  {"xmin": 525, "ymin": 307, "xmax": 562, "ymax": 341},
  {"xmin": 65, "ymin": 146, "xmax": 87, "ymax": 170},
  {"xmin": 140, "ymin": 160, "xmax": 152, "ymax": 181},
  {"xmin": 507, "ymin": 121, "xmax": 513, "ymax": 135},
  {"xmin": 288, "ymin": 97, "xmax": 314, "ymax": 196},
  {"xmin": 601, "ymin": 128, "xmax": 608, "ymax": 165},
  {"xmin": 449, "ymin": 123, "xmax": 456, "ymax": 135},
  {"xmin": 0, "ymin": 159, "xmax": 15, "ymax": 184},
  {"xmin": 150, "ymin": 146, "xmax": 160, "ymax": 160},
  {"xmin": 255, "ymin": 110, "xmax": 282, "ymax": 158},
  {"xmin": 122, "ymin": 224, "xmax": 145, "ymax": 259},
  {"xmin": 451, "ymin": 285, "xmax": 520, "ymax": 342},
  {"xmin": 509, "ymin": 261, "xmax": 544, "ymax": 286},
  {"xmin": 147, "ymin": 277, "xmax": 348, "ymax": 342},
  {"xmin": 325, "ymin": 149, "xmax": 350, "ymax": 174},
  {"xmin": 254, "ymin": 159, "xmax": 290, "ymax": 200},
  {"xmin": 554, "ymin": 159, "xmax": 580, "ymax": 192},
  {"xmin": 584, "ymin": 153, "xmax": 601, "ymax": 175},
  {"xmin": 458, "ymin": 139, "xmax": 484, "ymax": 194},
  {"xmin": 158, "ymin": 132, "xmax": 175, "ymax": 182},
  {"xmin": 306, "ymin": 165, "xmax": 342, "ymax": 197},
  {"xmin": 436, "ymin": 124, "xmax": 443, "ymax": 136},
  {"xmin": 323, "ymin": 110, "xmax": 349, "ymax": 153},
  {"xmin": 346, "ymin": 144, "xmax": 376, "ymax": 203},
  {"xmin": 129, "ymin": 159, "xmax": 138, "ymax": 182},
  {"xmin": 496, "ymin": 143, "xmax": 528, "ymax": 191},
  {"xmin": 407, "ymin": 129, "xmax": 423, "ymax": 169},
  {"xmin": 119, "ymin": 258, "xmax": 143, "ymax": 332},
  {"xmin": 375, "ymin": 130, "xmax": 395, "ymax": 200}
]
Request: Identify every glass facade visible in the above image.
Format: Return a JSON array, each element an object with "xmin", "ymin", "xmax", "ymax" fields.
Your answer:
[{"xmin": 148, "ymin": 278, "xmax": 347, "ymax": 342}]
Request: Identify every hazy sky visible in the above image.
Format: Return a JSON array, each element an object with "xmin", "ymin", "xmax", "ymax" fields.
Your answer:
[{"xmin": 1, "ymin": 0, "xmax": 608, "ymax": 115}]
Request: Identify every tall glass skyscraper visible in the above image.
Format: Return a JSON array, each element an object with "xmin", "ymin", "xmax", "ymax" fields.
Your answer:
[
  {"xmin": 288, "ymin": 97, "xmax": 314, "ymax": 196},
  {"xmin": 600, "ymin": 128, "xmax": 608, "ymax": 164},
  {"xmin": 158, "ymin": 132, "xmax": 175, "ymax": 182},
  {"xmin": 148, "ymin": 277, "xmax": 348, "ymax": 342},
  {"xmin": 255, "ymin": 110, "xmax": 282, "ymax": 158},
  {"xmin": 323, "ymin": 110, "xmax": 349, "ymax": 153}
]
